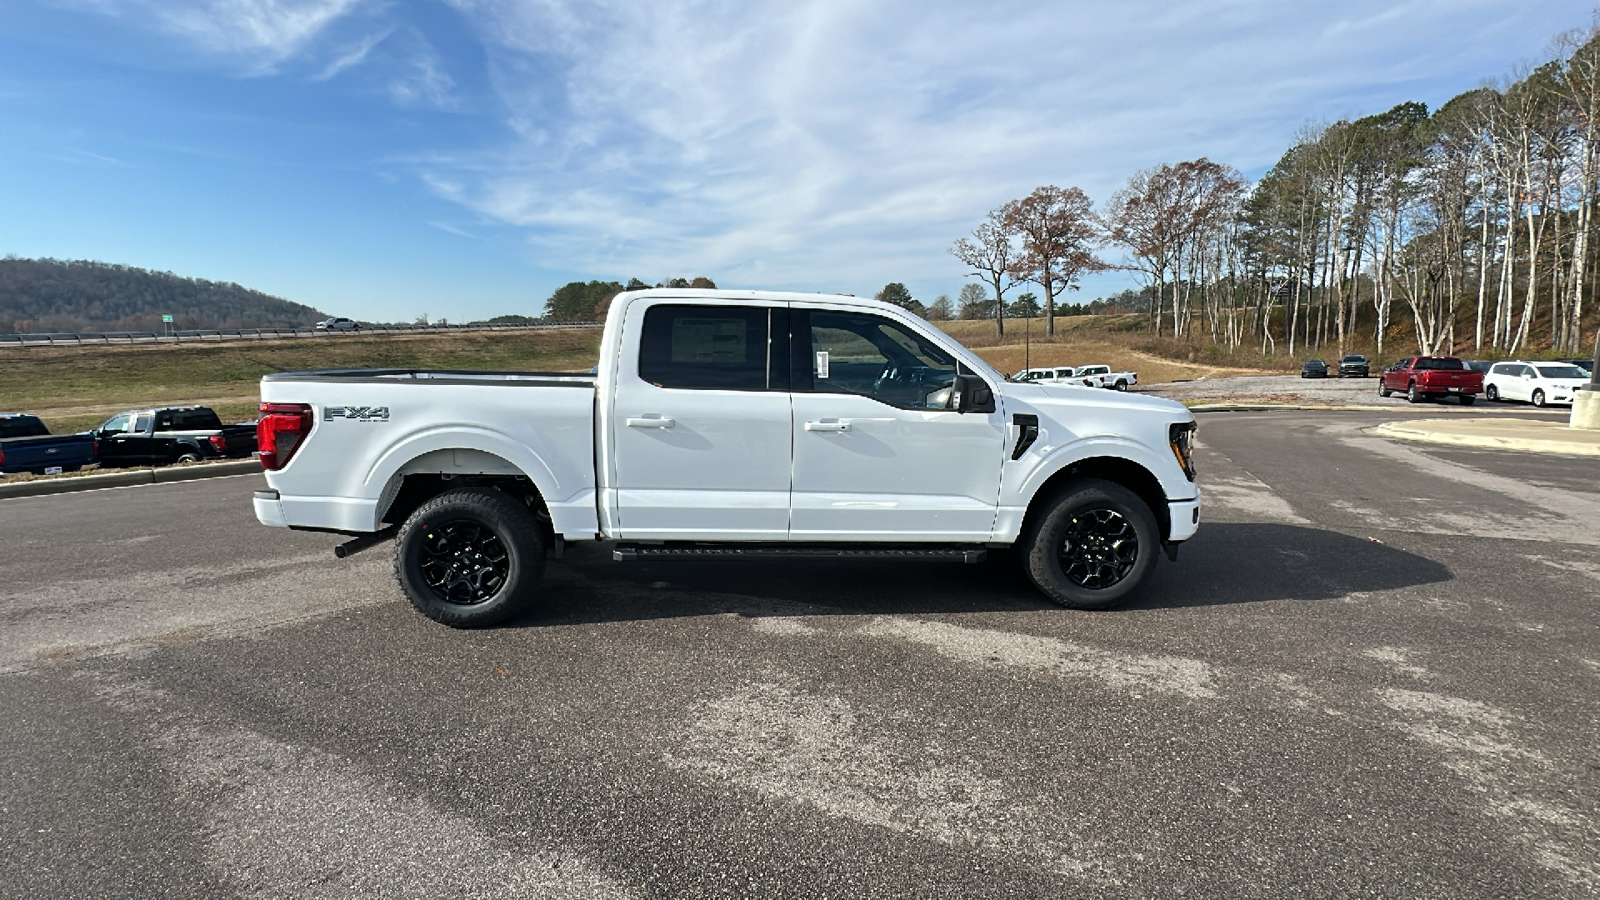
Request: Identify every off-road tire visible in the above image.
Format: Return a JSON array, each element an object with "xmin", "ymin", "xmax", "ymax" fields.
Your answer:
[
  {"xmin": 1486, "ymin": 384, "xmax": 1499, "ymax": 401},
  {"xmin": 395, "ymin": 488, "xmax": 546, "ymax": 628},
  {"xmin": 1021, "ymin": 478, "xmax": 1160, "ymax": 610}
]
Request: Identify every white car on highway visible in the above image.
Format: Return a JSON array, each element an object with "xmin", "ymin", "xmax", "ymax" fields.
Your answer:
[
  {"xmin": 1483, "ymin": 361, "xmax": 1589, "ymax": 407},
  {"xmin": 252, "ymin": 289, "xmax": 1200, "ymax": 627}
]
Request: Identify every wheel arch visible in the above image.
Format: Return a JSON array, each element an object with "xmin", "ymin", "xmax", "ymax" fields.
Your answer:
[
  {"xmin": 1015, "ymin": 455, "xmax": 1171, "ymax": 547},
  {"xmin": 374, "ymin": 447, "xmax": 553, "ymax": 541}
]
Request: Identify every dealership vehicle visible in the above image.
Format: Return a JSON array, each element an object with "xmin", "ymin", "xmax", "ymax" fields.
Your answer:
[
  {"xmin": 0, "ymin": 414, "xmax": 97, "ymax": 475},
  {"xmin": 94, "ymin": 406, "xmax": 258, "ymax": 467},
  {"xmin": 253, "ymin": 289, "xmax": 1201, "ymax": 627},
  {"xmin": 1073, "ymin": 365, "xmax": 1138, "ymax": 391},
  {"xmin": 1012, "ymin": 366, "xmax": 1080, "ymax": 383},
  {"xmin": 1338, "ymin": 354, "xmax": 1370, "ymax": 377},
  {"xmin": 316, "ymin": 317, "xmax": 361, "ymax": 331},
  {"xmin": 1483, "ymin": 361, "xmax": 1590, "ymax": 407},
  {"xmin": 1300, "ymin": 359, "xmax": 1328, "ymax": 378},
  {"xmin": 1379, "ymin": 356, "xmax": 1482, "ymax": 404}
]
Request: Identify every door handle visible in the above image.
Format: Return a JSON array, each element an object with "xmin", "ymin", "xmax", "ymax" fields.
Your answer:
[
  {"xmin": 626, "ymin": 416, "xmax": 675, "ymax": 428},
  {"xmin": 804, "ymin": 419, "xmax": 851, "ymax": 433}
]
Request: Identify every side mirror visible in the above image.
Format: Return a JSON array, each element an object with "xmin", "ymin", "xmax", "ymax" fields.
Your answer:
[{"xmin": 952, "ymin": 374, "xmax": 995, "ymax": 413}]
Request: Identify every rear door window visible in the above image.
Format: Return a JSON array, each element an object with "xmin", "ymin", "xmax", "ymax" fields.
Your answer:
[{"xmin": 638, "ymin": 305, "xmax": 787, "ymax": 391}]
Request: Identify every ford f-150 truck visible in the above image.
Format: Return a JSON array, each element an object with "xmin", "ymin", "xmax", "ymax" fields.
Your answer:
[
  {"xmin": 253, "ymin": 290, "xmax": 1201, "ymax": 627},
  {"xmin": 94, "ymin": 406, "xmax": 258, "ymax": 467},
  {"xmin": 1073, "ymin": 365, "xmax": 1138, "ymax": 391},
  {"xmin": 0, "ymin": 414, "xmax": 97, "ymax": 475},
  {"xmin": 1378, "ymin": 356, "xmax": 1482, "ymax": 404}
]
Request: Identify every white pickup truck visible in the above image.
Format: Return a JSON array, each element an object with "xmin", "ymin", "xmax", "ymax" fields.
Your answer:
[
  {"xmin": 253, "ymin": 290, "xmax": 1200, "ymax": 627},
  {"xmin": 1073, "ymin": 365, "xmax": 1138, "ymax": 391}
]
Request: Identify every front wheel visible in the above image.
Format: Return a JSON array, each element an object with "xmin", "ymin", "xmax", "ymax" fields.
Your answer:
[
  {"xmin": 1532, "ymin": 389, "xmax": 1547, "ymax": 408},
  {"xmin": 395, "ymin": 488, "xmax": 546, "ymax": 628},
  {"xmin": 1378, "ymin": 381, "xmax": 1392, "ymax": 398},
  {"xmin": 1021, "ymin": 479, "xmax": 1160, "ymax": 610}
]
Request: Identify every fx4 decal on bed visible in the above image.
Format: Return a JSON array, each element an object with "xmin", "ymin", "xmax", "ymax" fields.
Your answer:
[{"xmin": 324, "ymin": 406, "xmax": 390, "ymax": 422}]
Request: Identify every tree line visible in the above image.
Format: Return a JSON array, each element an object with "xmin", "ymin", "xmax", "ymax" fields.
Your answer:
[
  {"xmin": 950, "ymin": 18, "xmax": 1600, "ymax": 360},
  {"xmin": 543, "ymin": 277, "xmax": 719, "ymax": 321},
  {"xmin": 0, "ymin": 257, "xmax": 327, "ymax": 333}
]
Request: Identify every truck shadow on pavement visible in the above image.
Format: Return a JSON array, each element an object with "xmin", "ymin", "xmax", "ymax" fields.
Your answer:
[{"xmin": 523, "ymin": 523, "xmax": 1452, "ymax": 626}]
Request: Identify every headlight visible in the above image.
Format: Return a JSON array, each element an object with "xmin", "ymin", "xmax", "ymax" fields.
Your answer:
[{"xmin": 1169, "ymin": 422, "xmax": 1197, "ymax": 481}]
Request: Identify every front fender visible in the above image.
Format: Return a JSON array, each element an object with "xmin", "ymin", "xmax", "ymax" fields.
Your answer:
[{"xmin": 994, "ymin": 435, "xmax": 1192, "ymax": 544}]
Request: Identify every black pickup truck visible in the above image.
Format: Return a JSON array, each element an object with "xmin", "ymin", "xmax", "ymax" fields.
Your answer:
[
  {"xmin": 93, "ymin": 406, "xmax": 257, "ymax": 467},
  {"xmin": 0, "ymin": 414, "xmax": 98, "ymax": 474}
]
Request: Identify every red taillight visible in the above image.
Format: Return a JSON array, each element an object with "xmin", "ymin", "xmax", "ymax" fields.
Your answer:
[
  {"xmin": 0, "ymin": 446, "xmax": 5, "ymax": 466},
  {"xmin": 209, "ymin": 434, "xmax": 226, "ymax": 451},
  {"xmin": 257, "ymin": 402, "xmax": 314, "ymax": 471}
]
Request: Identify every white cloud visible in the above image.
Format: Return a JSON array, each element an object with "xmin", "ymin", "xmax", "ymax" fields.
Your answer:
[{"xmin": 312, "ymin": 26, "xmax": 390, "ymax": 81}]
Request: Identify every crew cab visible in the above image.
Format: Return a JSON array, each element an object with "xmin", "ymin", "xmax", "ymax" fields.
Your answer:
[
  {"xmin": 0, "ymin": 414, "xmax": 97, "ymax": 475},
  {"xmin": 94, "ymin": 406, "xmax": 258, "ymax": 467},
  {"xmin": 253, "ymin": 290, "xmax": 1201, "ymax": 627},
  {"xmin": 1074, "ymin": 365, "xmax": 1137, "ymax": 391},
  {"xmin": 1379, "ymin": 356, "xmax": 1481, "ymax": 404}
]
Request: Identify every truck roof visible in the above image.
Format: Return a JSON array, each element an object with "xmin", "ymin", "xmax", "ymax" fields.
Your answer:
[{"xmin": 615, "ymin": 288, "xmax": 900, "ymax": 311}]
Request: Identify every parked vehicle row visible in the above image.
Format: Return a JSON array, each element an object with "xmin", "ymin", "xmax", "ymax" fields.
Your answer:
[
  {"xmin": 1300, "ymin": 354, "xmax": 1369, "ymax": 378},
  {"xmin": 1012, "ymin": 364, "xmax": 1138, "ymax": 391},
  {"xmin": 0, "ymin": 406, "xmax": 258, "ymax": 476}
]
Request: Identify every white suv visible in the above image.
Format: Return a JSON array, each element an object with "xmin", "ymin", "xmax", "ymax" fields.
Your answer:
[{"xmin": 1483, "ymin": 361, "xmax": 1589, "ymax": 407}]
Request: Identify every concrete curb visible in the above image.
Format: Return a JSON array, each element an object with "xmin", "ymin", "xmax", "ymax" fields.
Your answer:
[
  {"xmin": 0, "ymin": 460, "xmax": 262, "ymax": 499},
  {"xmin": 1189, "ymin": 404, "xmax": 1397, "ymax": 413},
  {"xmin": 1371, "ymin": 421, "xmax": 1600, "ymax": 457}
]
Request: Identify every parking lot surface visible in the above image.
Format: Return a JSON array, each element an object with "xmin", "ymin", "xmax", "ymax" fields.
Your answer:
[{"xmin": 1, "ymin": 410, "xmax": 1597, "ymax": 898}]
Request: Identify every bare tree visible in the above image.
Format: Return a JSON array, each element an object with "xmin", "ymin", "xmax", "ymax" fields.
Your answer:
[{"xmin": 950, "ymin": 210, "xmax": 1022, "ymax": 337}]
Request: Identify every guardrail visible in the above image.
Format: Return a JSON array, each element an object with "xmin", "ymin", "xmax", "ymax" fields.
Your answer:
[{"xmin": 0, "ymin": 321, "xmax": 603, "ymax": 348}]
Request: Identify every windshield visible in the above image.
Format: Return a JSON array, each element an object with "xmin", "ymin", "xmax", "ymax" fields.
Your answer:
[
  {"xmin": 1342, "ymin": 355, "xmax": 1365, "ymax": 362},
  {"xmin": 1415, "ymin": 358, "xmax": 1464, "ymax": 370},
  {"xmin": 1534, "ymin": 364, "xmax": 1588, "ymax": 379}
]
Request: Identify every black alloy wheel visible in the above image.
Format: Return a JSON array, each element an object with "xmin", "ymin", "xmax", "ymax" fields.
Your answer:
[
  {"xmin": 1058, "ymin": 508, "xmax": 1140, "ymax": 590},
  {"xmin": 395, "ymin": 487, "xmax": 546, "ymax": 627},
  {"xmin": 416, "ymin": 521, "xmax": 510, "ymax": 605},
  {"xmin": 1022, "ymin": 478, "xmax": 1159, "ymax": 610}
]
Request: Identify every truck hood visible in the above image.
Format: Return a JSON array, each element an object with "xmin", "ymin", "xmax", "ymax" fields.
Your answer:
[{"xmin": 1009, "ymin": 381, "xmax": 1190, "ymax": 419}]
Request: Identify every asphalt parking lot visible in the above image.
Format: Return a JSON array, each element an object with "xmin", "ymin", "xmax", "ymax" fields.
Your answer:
[{"xmin": 2, "ymin": 409, "xmax": 1597, "ymax": 899}]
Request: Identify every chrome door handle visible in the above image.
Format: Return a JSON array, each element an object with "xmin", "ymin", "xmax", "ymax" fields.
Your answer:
[
  {"xmin": 804, "ymin": 419, "xmax": 850, "ymax": 433},
  {"xmin": 626, "ymin": 416, "xmax": 675, "ymax": 428}
]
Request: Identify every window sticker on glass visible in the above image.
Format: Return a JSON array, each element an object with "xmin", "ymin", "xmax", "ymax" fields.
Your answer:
[{"xmin": 816, "ymin": 351, "xmax": 830, "ymax": 379}]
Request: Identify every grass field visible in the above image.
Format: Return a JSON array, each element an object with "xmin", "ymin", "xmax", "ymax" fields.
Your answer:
[{"xmin": 0, "ymin": 316, "xmax": 1268, "ymax": 435}]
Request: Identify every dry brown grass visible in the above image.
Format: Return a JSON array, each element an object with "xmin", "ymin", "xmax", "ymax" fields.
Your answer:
[{"xmin": 935, "ymin": 317, "xmax": 1273, "ymax": 382}]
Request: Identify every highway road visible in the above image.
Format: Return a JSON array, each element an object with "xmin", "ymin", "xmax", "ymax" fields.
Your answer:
[{"xmin": 2, "ymin": 410, "xmax": 1597, "ymax": 898}]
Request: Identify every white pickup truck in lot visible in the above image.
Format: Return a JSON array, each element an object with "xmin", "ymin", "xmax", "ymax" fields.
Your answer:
[
  {"xmin": 1074, "ymin": 365, "xmax": 1138, "ymax": 391},
  {"xmin": 253, "ymin": 289, "xmax": 1200, "ymax": 627}
]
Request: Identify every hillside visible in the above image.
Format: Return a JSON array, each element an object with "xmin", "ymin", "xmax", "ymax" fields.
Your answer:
[{"xmin": 0, "ymin": 258, "xmax": 326, "ymax": 333}]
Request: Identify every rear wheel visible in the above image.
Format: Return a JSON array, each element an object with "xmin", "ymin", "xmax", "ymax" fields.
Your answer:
[
  {"xmin": 1114, "ymin": 380, "xmax": 1128, "ymax": 391},
  {"xmin": 174, "ymin": 450, "xmax": 201, "ymax": 464},
  {"xmin": 1459, "ymin": 395, "xmax": 1475, "ymax": 406},
  {"xmin": 1486, "ymin": 384, "xmax": 1499, "ymax": 402},
  {"xmin": 1532, "ymin": 389, "xmax": 1547, "ymax": 408},
  {"xmin": 395, "ymin": 488, "xmax": 546, "ymax": 628},
  {"xmin": 1407, "ymin": 382, "xmax": 1424, "ymax": 403},
  {"xmin": 1022, "ymin": 479, "xmax": 1159, "ymax": 610}
]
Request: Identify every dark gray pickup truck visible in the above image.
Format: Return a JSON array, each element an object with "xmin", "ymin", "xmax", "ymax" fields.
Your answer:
[
  {"xmin": 93, "ymin": 406, "xmax": 257, "ymax": 467},
  {"xmin": 0, "ymin": 414, "xmax": 98, "ymax": 475}
]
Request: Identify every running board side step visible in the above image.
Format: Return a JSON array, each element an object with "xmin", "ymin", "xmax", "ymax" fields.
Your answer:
[{"xmin": 612, "ymin": 543, "xmax": 988, "ymax": 564}]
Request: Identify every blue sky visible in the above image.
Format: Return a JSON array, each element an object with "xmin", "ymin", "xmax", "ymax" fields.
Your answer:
[{"xmin": 0, "ymin": 0, "xmax": 1592, "ymax": 323}]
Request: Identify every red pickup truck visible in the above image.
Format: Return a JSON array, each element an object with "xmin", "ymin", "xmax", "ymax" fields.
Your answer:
[{"xmin": 1379, "ymin": 356, "xmax": 1482, "ymax": 404}]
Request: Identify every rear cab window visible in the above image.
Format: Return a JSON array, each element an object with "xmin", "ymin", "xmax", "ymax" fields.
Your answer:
[{"xmin": 0, "ymin": 416, "xmax": 48, "ymax": 438}]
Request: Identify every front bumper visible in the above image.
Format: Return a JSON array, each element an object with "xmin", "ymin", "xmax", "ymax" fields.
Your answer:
[{"xmin": 1168, "ymin": 493, "xmax": 1201, "ymax": 543}]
